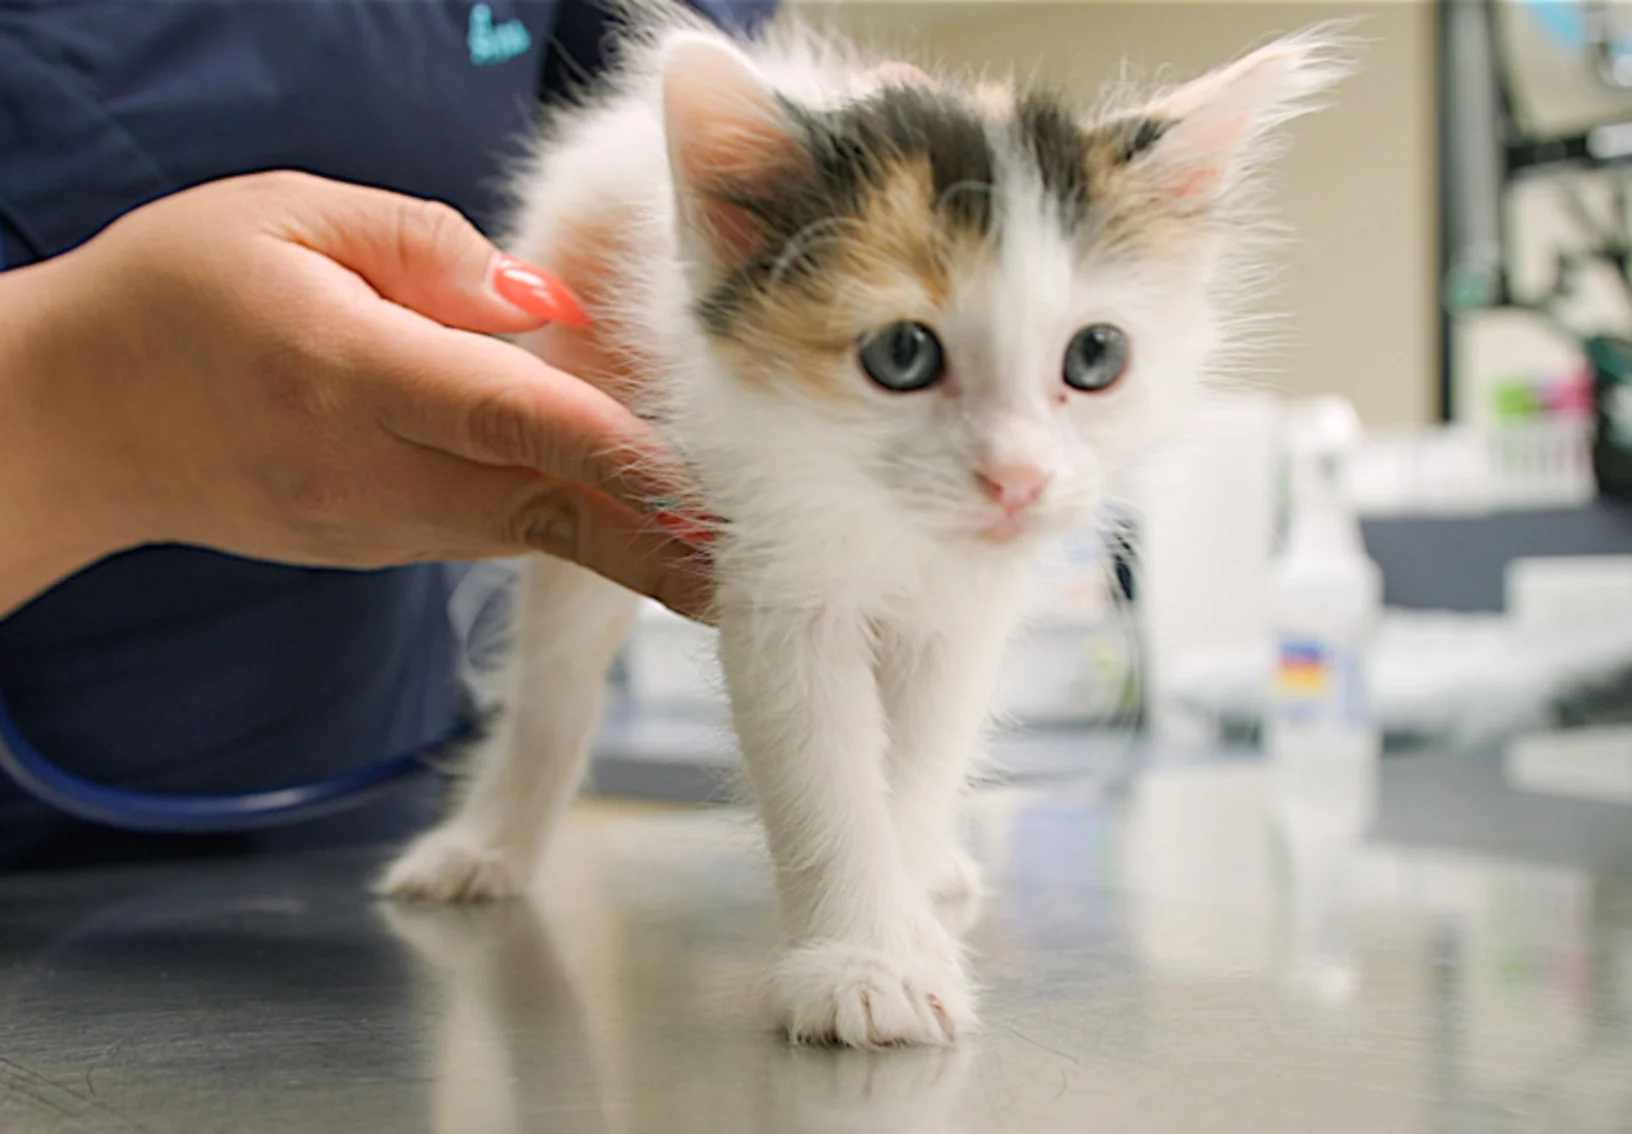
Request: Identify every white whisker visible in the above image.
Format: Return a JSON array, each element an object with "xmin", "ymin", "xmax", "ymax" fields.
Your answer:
[{"xmin": 768, "ymin": 215, "xmax": 873, "ymax": 288}]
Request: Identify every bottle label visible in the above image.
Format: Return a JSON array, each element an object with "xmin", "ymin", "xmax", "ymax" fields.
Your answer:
[
  {"xmin": 1277, "ymin": 639, "xmax": 1330, "ymax": 698},
  {"xmin": 1274, "ymin": 636, "xmax": 1369, "ymax": 729}
]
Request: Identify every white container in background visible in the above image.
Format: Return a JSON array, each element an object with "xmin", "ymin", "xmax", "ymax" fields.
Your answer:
[
  {"xmin": 1346, "ymin": 419, "xmax": 1595, "ymax": 516},
  {"xmin": 995, "ymin": 616, "xmax": 1132, "ymax": 725},
  {"xmin": 1506, "ymin": 554, "xmax": 1632, "ymax": 629},
  {"xmin": 1266, "ymin": 398, "xmax": 1383, "ymax": 833},
  {"xmin": 1132, "ymin": 389, "xmax": 1283, "ymax": 742},
  {"xmin": 993, "ymin": 516, "xmax": 1136, "ymax": 724},
  {"xmin": 621, "ymin": 600, "xmax": 724, "ymax": 712}
]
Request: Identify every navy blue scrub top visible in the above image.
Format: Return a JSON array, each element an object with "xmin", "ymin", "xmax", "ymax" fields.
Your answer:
[{"xmin": 0, "ymin": 0, "xmax": 773, "ymax": 867}]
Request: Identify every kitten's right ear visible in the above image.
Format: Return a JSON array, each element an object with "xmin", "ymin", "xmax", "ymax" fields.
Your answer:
[{"xmin": 661, "ymin": 34, "xmax": 808, "ymax": 274}]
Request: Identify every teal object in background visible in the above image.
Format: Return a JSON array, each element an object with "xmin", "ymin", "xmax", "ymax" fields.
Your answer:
[
  {"xmin": 468, "ymin": 3, "xmax": 532, "ymax": 66},
  {"xmin": 1520, "ymin": 0, "xmax": 1632, "ymax": 58},
  {"xmin": 1521, "ymin": 0, "xmax": 1590, "ymax": 48}
]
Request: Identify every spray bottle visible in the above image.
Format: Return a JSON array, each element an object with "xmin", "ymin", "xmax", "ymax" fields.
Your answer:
[{"xmin": 1266, "ymin": 397, "xmax": 1383, "ymax": 833}]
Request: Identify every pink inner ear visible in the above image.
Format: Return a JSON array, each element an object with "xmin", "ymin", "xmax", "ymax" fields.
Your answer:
[
  {"xmin": 698, "ymin": 196, "xmax": 769, "ymax": 271},
  {"xmin": 1148, "ymin": 108, "xmax": 1248, "ymax": 203},
  {"xmin": 1157, "ymin": 165, "xmax": 1221, "ymax": 201},
  {"xmin": 688, "ymin": 116, "xmax": 810, "ymax": 269},
  {"xmin": 665, "ymin": 37, "xmax": 813, "ymax": 272}
]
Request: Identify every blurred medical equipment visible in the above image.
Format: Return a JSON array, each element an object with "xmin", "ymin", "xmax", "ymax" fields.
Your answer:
[
  {"xmin": 1445, "ymin": 2, "xmax": 1632, "ymax": 497},
  {"xmin": 1264, "ymin": 398, "xmax": 1383, "ymax": 830},
  {"xmin": 1153, "ymin": 391, "xmax": 1632, "ymax": 760},
  {"xmin": 1133, "ymin": 389, "xmax": 1281, "ymax": 744}
]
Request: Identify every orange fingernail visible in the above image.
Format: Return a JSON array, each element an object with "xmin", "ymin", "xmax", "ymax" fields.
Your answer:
[
  {"xmin": 654, "ymin": 509, "xmax": 718, "ymax": 547},
  {"xmin": 489, "ymin": 253, "xmax": 592, "ymax": 328}
]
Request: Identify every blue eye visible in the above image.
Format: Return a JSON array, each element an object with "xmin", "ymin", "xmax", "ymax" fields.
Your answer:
[
  {"xmin": 1063, "ymin": 324, "xmax": 1129, "ymax": 392},
  {"xmin": 858, "ymin": 321, "xmax": 945, "ymax": 393}
]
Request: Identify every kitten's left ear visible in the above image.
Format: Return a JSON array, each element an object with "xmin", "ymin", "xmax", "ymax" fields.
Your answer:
[
  {"xmin": 1123, "ymin": 24, "xmax": 1356, "ymax": 206},
  {"xmin": 661, "ymin": 33, "xmax": 810, "ymax": 275}
]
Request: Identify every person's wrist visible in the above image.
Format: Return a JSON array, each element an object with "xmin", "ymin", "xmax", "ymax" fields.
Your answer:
[{"xmin": 0, "ymin": 251, "xmax": 144, "ymax": 614}]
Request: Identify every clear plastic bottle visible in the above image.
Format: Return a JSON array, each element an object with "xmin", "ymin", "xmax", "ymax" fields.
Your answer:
[{"xmin": 1266, "ymin": 398, "xmax": 1383, "ymax": 835}]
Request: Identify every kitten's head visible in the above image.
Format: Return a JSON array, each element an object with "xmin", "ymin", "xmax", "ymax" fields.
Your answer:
[{"xmin": 661, "ymin": 28, "xmax": 1350, "ymax": 548}]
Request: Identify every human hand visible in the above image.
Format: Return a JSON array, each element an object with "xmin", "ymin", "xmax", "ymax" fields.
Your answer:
[{"xmin": 8, "ymin": 171, "xmax": 708, "ymax": 616}]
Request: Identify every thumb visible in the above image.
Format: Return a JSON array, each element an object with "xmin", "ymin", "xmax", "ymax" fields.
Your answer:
[{"xmin": 276, "ymin": 177, "xmax": 590, "ymax": 335}]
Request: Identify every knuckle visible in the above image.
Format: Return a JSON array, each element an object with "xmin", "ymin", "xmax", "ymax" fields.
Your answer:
[
  {"xmin": 504, "ymin": 483, "xmax": 583, "ymax": 559},
  {"xmin": 396, "ymin": 197, "xmax": 473, "ymax": 265},
  {"xmin": 233, "ymin": 170, "xmax": 331, "ymax": 222},
  {"xmin": 467, "ymin": 386, "xmax": 547, "ymax": 468}
]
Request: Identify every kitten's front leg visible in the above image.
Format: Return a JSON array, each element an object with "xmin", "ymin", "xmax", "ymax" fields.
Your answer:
[
  {"xmin": 877, "ymin": 609, "xmax": 1017, "ymax": 912},
  {"xmin": 718, "ymin": 604, "xmax": 973, "ymax": 1047}
]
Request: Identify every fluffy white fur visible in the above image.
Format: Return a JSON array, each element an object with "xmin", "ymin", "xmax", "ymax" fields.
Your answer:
[{"xmin": 381, "ymin": 5, "xmax": 1351, "ymax": 1048}]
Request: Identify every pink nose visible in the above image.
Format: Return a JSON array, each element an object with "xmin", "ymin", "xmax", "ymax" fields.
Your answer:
[{"xmin": 974, "ymin": 463, "xmax": 1050, "ymax": 514}]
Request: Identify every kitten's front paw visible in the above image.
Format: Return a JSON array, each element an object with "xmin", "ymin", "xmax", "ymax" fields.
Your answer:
[
  {"xmin": 772, "ymin": 939, "xmax": 976, "ymax": 1048},
  {"xmin": 376, "ymin": 830, "xmax": 528, "ymax": 903}
]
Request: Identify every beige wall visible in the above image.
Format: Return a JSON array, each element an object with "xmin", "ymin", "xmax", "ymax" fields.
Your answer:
[{"xmin": 788, "ymin": 2, "xmax": 1439, "ymax": 426}]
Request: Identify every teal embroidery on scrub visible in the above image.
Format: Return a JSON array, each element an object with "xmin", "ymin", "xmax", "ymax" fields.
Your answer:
[{"xmin": 468, "ymin": 3, "xmax": 532, "ymax": 66}]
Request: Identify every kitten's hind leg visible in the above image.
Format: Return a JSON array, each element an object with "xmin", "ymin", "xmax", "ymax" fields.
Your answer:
[
  {"xmin": 379, "ymin": 557, "xmax": 638, "ymax": 902},
  {"xmin": 876, "ymin": 609, "xmax": 1016, "ymax": 917}
]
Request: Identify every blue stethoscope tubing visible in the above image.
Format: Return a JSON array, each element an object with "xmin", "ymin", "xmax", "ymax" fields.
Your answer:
[
  {"xmin": 0, "ymin": 512, "xmax": 517, "ymax": 832},
  {"xmin": 0, "ymin": 690, "xmax": 461, "ymax": 833}
]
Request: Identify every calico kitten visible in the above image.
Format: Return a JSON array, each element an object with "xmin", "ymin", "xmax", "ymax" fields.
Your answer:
[{"xmin": 382, "ymin": 3, "xmax": 1352, "ymax": 1048}]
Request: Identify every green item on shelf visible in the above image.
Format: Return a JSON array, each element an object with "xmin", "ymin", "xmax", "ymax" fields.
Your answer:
[{"xmin": 1491, "ymin": 380, "xmax": 1541, "ymax": 421}]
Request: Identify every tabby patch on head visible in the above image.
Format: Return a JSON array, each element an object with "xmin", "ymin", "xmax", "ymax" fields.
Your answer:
[
  {"xmin": 661, "ymin": 30, "xmax": 1316, "ymax": 405},
  {"xmin": 686, "ymin": 80, "xmax": 999, "ymax": 394}
]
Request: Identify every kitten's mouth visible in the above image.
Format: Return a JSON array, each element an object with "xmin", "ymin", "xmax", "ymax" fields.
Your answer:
[
  {"xmin": 967, "ymin": 501, "xmax": 1078, "ymax": 547},
  {"xmin": 973, "ymin": 512, "xmax": 1034, "ymax": 544}
]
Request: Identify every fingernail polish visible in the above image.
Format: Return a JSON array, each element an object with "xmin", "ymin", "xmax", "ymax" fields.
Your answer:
[
  {"xmin": 650, "ymin": 501, "xmax": 719, "ymax": 547},
  {"xmin": 489, "ymin": 254, "xmax": 592, "ymax": 328}
]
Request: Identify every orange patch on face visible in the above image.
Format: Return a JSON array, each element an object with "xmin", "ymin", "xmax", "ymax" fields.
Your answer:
[{"xmin": 713, "ymin": 156, "xmax": 994, "ymax": 401}]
